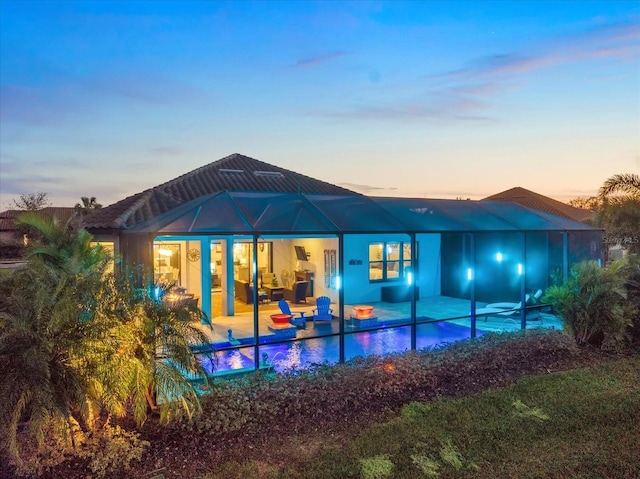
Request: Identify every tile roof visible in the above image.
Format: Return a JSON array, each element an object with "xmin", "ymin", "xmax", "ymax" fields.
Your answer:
[
  {"xmin": 0, "ymin": 207, "xmax": 76, "ymax": 231},
  {"xmin": 84, "ymin": 153, "xmax": 360, "ymax": 230},
  {"xmin": 482, "ymin": 187, "xmax": 594, "ymax": 223}
]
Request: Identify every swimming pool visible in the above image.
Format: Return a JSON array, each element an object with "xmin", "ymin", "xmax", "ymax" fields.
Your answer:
[{"xmin": 196, "ymin": 320, "xmax": 479, "ymax": 376}]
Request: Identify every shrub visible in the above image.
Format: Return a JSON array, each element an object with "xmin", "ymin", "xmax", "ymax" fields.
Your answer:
[
  {"xmin": 543, "ymin": 260, "xmax": 631, "ymax": 348},
  {"xmin": 623, "ymin": 255, "xmax": 640, "ymax": 349}
]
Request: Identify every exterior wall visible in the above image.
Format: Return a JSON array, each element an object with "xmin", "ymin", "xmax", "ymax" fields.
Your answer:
[
  {"xmin": 415, "ymin": 233, "xmax": 441, "ymax": 297},
  {"xmin": 343, "ymin": 233, "xmax": 412, "ymax": 305}
]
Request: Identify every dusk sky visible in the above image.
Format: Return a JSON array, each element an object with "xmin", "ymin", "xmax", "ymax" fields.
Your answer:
[{"xmin": 1, "ymin": 1, "xmax": 638, "ymax": 210}]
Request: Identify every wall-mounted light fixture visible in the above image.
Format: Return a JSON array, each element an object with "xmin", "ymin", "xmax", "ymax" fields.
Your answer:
[{"xmin": 259, "ymin": 243, "xmax": 265, "ymax": 252}]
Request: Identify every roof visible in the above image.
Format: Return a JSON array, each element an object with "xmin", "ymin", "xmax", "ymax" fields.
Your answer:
[
  {"xmin": 84, "ymin": 155, "xmax": 601, "ymax": 235},
  {"xmin": 482, "ymin": 187, "xmax": 593, "ymax": 223},
  {"xmin": 0, "ymin": 207, "xmax": 76, "ymax": 231},
  {"xmin": 84, "ymin": 153, "xmax": 360, "ymax": 230}
]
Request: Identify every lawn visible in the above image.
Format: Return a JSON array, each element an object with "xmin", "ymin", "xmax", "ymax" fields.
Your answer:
[{"xmin": 201, "ymin": 356, "xmax": 640, "ymax": 479}]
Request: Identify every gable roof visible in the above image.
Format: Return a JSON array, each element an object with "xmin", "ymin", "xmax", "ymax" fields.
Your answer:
[
  {"xmin": 84, "ymin": 153, "xmax": 360, "ymax": 230},
  {"xmin": 482, "ymin": 187, "xmax": 594, "ymax": 223}
]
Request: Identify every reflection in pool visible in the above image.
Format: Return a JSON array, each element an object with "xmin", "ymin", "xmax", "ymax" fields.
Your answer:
[{"xmin": 198, "ymin": 321, "xmax": 479, "ymax": 377}]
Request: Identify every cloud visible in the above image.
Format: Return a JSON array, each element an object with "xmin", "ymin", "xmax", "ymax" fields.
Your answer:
[
  {"xmin": 0, "ymin": 68, "xmax": 213, "ymax": 128},
  {"xmin": 433, "ymin": 20, "xmax": 640, "ymax": 81},
  {"xmin": 149, "ymin": 146, "xmax": 183, "ymax": 157},
  {"xmin": 317, "ymin": 19, "xmax": 639, "ymax": 123},
  {"xmin": 338, "ymin": 182, "xmax": 398, "ymax": 194},
  {"xmin": 292, "ymin": 51, "xmax": 347, "ymax": 68}
]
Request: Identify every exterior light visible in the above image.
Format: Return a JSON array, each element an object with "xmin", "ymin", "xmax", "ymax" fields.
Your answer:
[
  {"xmin": 407, "ymin": 271, "xmax": 413, "ymax": 285},
  {"xmin": 496, "ymin": 252, "xmax": 503, "ymax": 262},
  {"xmin": 335, "ymin": 276, "xmax": 342, "ymax": 290},
  {"xmin": 517, "ymin": 263, "xmax": 523, "ymax": 275},
  {"xmin": 467, "ymin": 268, "xmax": 473, "ymax": 281}
]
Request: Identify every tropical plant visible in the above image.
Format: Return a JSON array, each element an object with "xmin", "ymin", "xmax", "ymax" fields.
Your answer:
[
  {"xmin": 598, "ymin": 173, "xmax": 640, "ymax": 198},
  {"xmin": 543, "ymin": 260, "xmax": 631, "ymax": 348},
  {"xmin": 74, "ymin": 196, "xmax": 103, "ymax": 215},
  {"xmin": 596, "ymin": 173, "xmax": 640, "ymax": 254},
  {"xmin": 0, "ymin": 213, "xmax": 212, "ymax": 474}
]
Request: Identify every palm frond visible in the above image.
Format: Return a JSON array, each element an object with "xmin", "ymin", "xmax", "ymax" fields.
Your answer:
[{"xmin": 599, "ymin": 173, "xmax": 640, "ymax": 198}]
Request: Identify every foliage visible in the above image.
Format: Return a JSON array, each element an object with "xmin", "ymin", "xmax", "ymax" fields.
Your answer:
[
  {"xmin": 623, "ymin": 254, "xmax": 640, "ymax": 348},
  {"xmin": 25, "ymin": 329, "xmax": 634, "ymax": 478},
  {"xmin": 567, "ymin": 195, "xmax": 601, "ymax": 210},
  {"xmin": 598, "ymin": 173, "xmax": 640, "ymax": 198},
  {"xmin": 0, "ymin": 214, "xmax": 211, "ymax": 475},
  {"xmin": 79, "ymin": 425, "xmax": 150, "ymax": 479},
  {"xmin": 74, "ymin": 196, "xmax": 103, "ymax": 215},
  {"xmin": 70, "ymin": 196, "xmax": 103, "ymax": 229},
  {"xmin": 359, "ymin": 455, "xmax": 394, "ymax": 479},
  {"xmin": 11, "ymin": 191, "xmax": 51, "ymax": 210},
  {"xmin": 596, "ymin": 173, "xmax": 640, "ymax": 254},
  {"xmin": 180, "ymin": 330, "xmax": 581, "ymax": 440},
  {"xmin": 543, "ymin": 260, "xmax": 631, "ymax": 348}
]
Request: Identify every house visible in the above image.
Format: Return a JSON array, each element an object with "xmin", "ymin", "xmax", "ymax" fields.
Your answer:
[
  {"xmin": 0, "ymin": 207, "xmax": 76, "ymax": 259},
  {"xmin": 483, "ymin": 187, "xmax": 594, "ymax": 223},
  {"xmin": 85, "ymin": 154, "xmax": 603, "ymax": 375}
]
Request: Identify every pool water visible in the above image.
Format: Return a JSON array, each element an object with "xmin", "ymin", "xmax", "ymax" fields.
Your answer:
[{"xmin": 198, "ymin": 321, "xmax": 479, "ymax": 376}]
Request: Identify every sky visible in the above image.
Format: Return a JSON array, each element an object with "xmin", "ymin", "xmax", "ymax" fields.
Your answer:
[{"xmin": 1, "ymin": 1, "xmax": 639, "ymax": 210}]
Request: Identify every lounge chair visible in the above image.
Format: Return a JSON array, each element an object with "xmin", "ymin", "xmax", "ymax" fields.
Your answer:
[
  {"xmin": 476, "ymin": 289, "xmax": 544, "ymax": 322},
  {"xmin": 485, "ymin": 290, "xmax": 542, "ymax": 310},
  {"xmin": 312, "ymin": 296, "xmax": 333, "ymax": 323}
]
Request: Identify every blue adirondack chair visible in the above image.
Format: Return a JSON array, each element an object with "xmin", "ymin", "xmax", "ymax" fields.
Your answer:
[
  {"xmin": 312, "ymin": 296, "xmax": 333, "ymax": 323},
  {"xmin": 278, "ymin": 299, "xmax": 306, "ymax": 326}
]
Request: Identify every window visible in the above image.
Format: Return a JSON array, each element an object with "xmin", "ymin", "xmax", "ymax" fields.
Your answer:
[{"xmin": 369, "ymin": 241, "xmax": 412, "ymax": 282}]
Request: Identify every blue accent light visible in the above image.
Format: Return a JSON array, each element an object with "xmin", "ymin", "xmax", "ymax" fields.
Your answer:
[
  {"xmin": 335, "ymin": 276, "xmax": 341, "ymax": 289},
  {"xmin": 467, "ymin": 268, "xmax": 473, "ymax": 281},
  {"xmin": 496, "ymin": 252, "xmax": 503, "ymax": 262},
  {"xmin": 517, "ymin": 263, "xmax": 523, "ymax": 275},
  {"xmin": 407, "ymin": 272, "xmax": 413, "ymax": 285}
]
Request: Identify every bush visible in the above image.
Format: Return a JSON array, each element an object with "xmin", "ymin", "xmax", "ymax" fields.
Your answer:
[
  {"xmin": 178, "ymin": 330, "xmax": 583, "ymax": 441},
  {"xmin": 543, "ymin": 260, "xmax": 631, "ymax": 349}
]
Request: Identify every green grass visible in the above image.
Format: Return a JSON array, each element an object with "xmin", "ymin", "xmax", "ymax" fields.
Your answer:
[{"xmin": 202, "ymin": 357, "xmax": 640, "ymax": 479}]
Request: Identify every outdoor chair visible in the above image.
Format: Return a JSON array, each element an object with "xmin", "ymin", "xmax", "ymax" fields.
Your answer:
[
  {"xmin": 312, "ymin": 296, "xmax": 333, "ymax": 323},
  {"xmin": 476, "ymin": 289, "xmax": 544, "ymax": 323},
  {"xmin": 278, "ymin": 299, "xmax": 306, "ymax": 326},
  {"xmin": 283, "ymin": 281, "xmax": 308, "ymax": 304}
]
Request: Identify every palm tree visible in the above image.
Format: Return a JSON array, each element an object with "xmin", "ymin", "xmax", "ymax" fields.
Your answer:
[
  {"xmin": 598, "ymin": 173, "xmax": 640, "ymax": 198},
  {"xmin": 595, "ymin": 174, "xmax": 640, "ymax": 255},
  {"xmin": 0, "ymin": 214, "xmax": 212, "ymax": 472},
  {"xmin": 71, "ymin": 196, "xmax": 103, "ymax": 229},
  {"xmin": 0, "ymin": 213, "xmax": 114, "ymax": 463}
]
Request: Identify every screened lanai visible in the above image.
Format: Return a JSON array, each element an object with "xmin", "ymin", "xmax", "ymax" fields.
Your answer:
[{"xmin": 121, "ymin": 190, "xmax": 602, "ymax": 377}]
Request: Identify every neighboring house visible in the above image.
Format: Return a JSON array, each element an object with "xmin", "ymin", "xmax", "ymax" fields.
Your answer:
[
  {"xmin": 483, "ymin": 187, "xmax": 594, "ymax": 223},
  {"xmin": 483, "ymin": 187, "xmax": 626, "ymax": 261},
  {"xmin": 84, "ymin": 153, "xmax": 603, "ymax": 375},
  {"xmin": 0, "ymin": 207, "xmax": 75, "ymax": 259}
]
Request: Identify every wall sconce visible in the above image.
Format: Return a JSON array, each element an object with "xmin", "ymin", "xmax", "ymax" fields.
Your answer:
[
  {"xmin": 306, "ymin": 252, "xmax": 311, "ymax": 260},
  {"xmin": 259, "ymin": 243, "xmax": 265, "ymax": 252}
]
